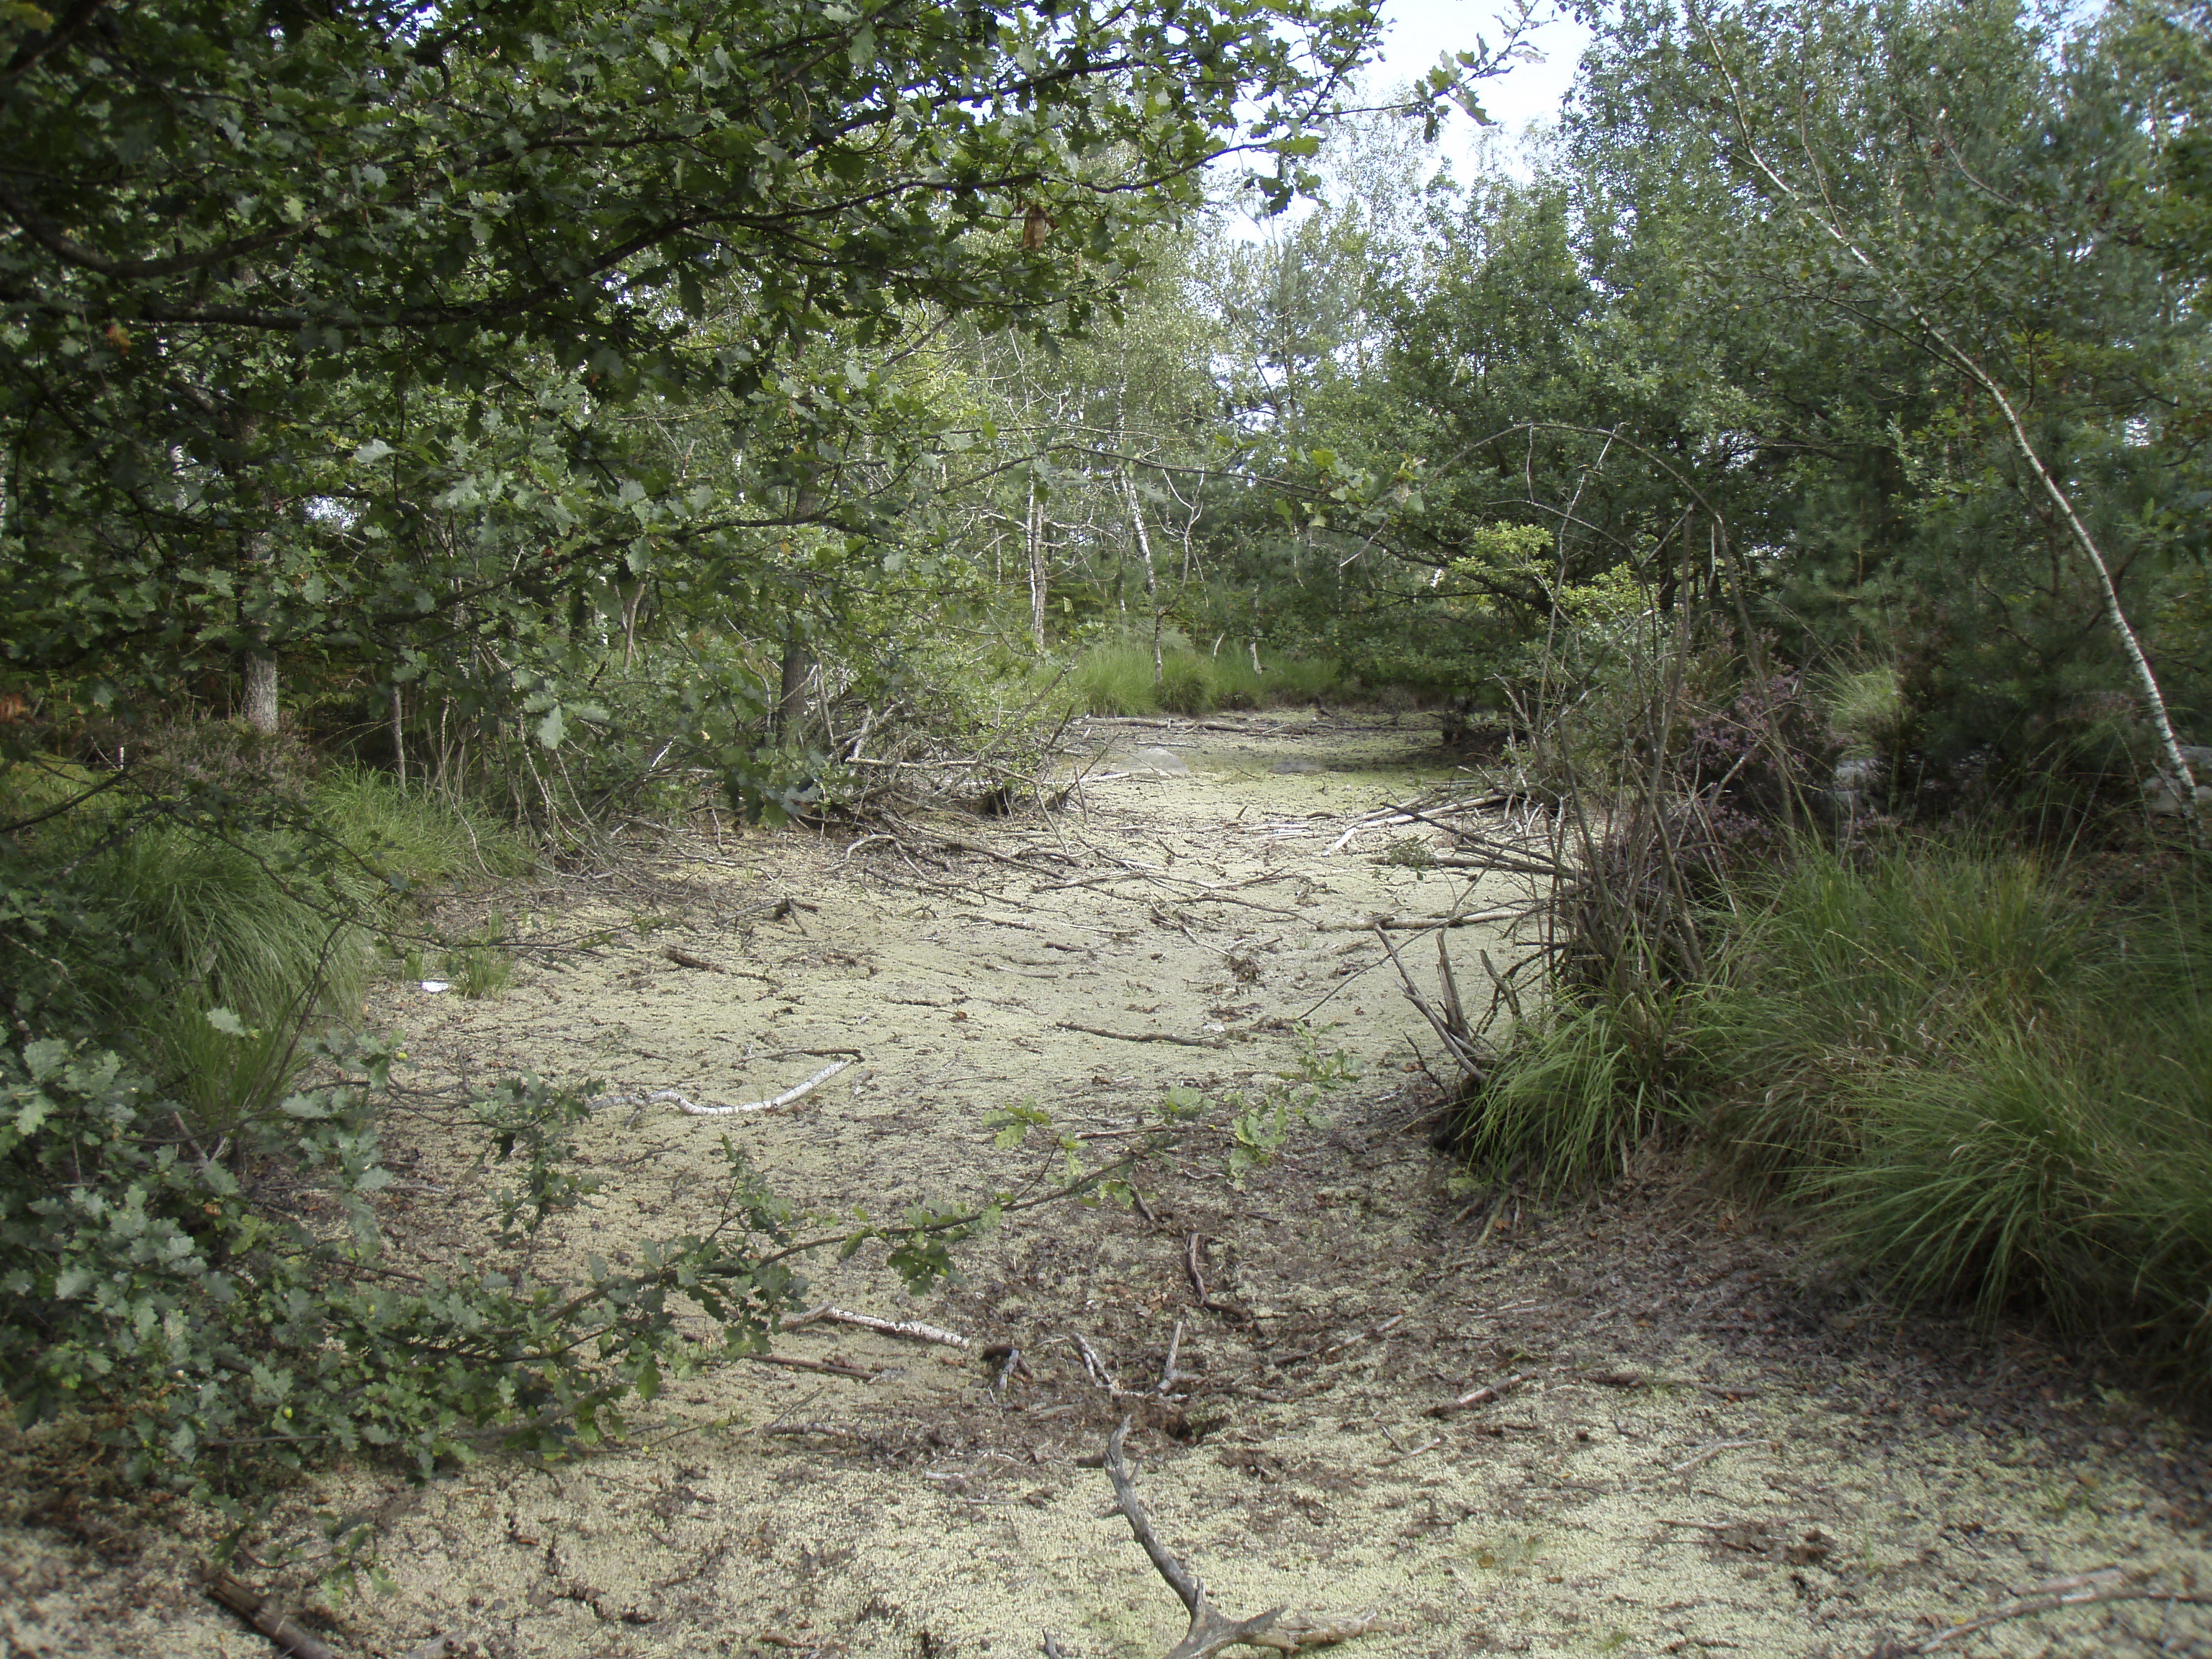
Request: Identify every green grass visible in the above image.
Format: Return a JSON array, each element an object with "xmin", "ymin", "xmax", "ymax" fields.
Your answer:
[
  {"xmin": 315, "ymin": 767, "xmax": 533, "ymax": 886},
  {"xmin": 1457, "ymin": 837, "xmax": 2212, "ymax": 1382},
  {"xmin": 6, "ymin": 755, "xmax": 535, "ymax": 1132},
  {"xmin": 86, "ymin": 820, "xmax": 374, "ymax": 1029},
  {"xmin": 1067, "ymin": 640, "xmax": 1346, "ymax": 716}
]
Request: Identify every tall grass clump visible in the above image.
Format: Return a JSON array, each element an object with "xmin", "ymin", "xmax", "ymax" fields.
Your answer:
[
  {"xmin": 81, "ymin": 821, "xmax": 374, "ymax": 1031},
  {"xmin": 1465, "ymin": 831, "xmax": 2212, "ymax": 1382},
  {"xmin": 1073, "ymin": 642, "xmax": 1169, "ymax": 716},
  {"xmin": 1068, "ymin": 640, "xmax": 1346, "ymax": 716},
  {"xmin": 315, "ymin": 767, "xmax": 534, "ymax": 886}
]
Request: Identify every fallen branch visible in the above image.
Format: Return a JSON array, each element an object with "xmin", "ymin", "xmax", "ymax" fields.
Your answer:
[
  {"xmin": 205, "ymin": 1571, "xmax": 338, "ymax": 1659},
  {"xmin": 747, "ymin": 1353, "xmax": 879, "ymax": 1380},
  {"xmin": 1869, "ymin": 1568, "xmax": 2212, "ymax": 1655},
  {"xmin": 1099, "ymin": 1420, "xmax": 1381, "ymax": 1659},
  {"xmin": 785, "ymin": 1303, "xmax": 970, "ymax": 1349},
  {"xmin": 661, "ymin": 945, "xmax": 724, "ymax": 972},
  {"xmin": 1056, "ymin": 1021, "xmax": 1223, "ymax": 1049},
  {"xmin": 682, "ymin": 1059, "xmax": 855, "ymax": 1117},
  {"xmin": 1314, "ymin": 908, "xmax": 1518, "ymax": 933},
  {"xmin": 584, "ymin": 1061, "xmax": 855, "ymax": 1120},
  {"xmin": 1426, "ymin": 1371, "xmax": 1539, "ymax": 1418}
]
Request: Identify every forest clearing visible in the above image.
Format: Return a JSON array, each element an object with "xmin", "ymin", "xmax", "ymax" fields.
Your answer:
[
  {"xmin": 9, "ymin": 719, "xmax": 2212, "ymax": 1658},
  {"xmin": 6, "ymin": 0, "xmax": 2212, "ymax": 1655}
]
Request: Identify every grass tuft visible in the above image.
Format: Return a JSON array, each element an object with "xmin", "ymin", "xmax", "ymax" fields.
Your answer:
[
  {"xmin": 1460, "ymin": 835, "xmax": 2212, "ymax": 1384},
  {"xmin": 1066, "ymin": 639, "xmax": 1344, "ymax": 716}
]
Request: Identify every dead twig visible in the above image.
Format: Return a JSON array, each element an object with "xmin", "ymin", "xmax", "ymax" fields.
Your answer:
[
  {"xmin": 747, "ymin": 1354, "xmax": 879, "ymax": 1380},
  {"xmin": 1159, "ymin": 1321, "xmax": 1186, "ymax": 1395},
  {"xmin": 1056, "ymin": 1022, "xmax": 1223, "ymax": 1050},
  {"xmin": 661, "ymin": 945, "xmax": 724, "ymax": 972},
  {"xmin": 1668, "ymin": 1438, "xmax": 1775, "ymax": 1478},
  {"xmin": 1071, "ymin": 1331, "xmax": 1119, "ymax": 1392},
  {"xmin": 763, "ymin": 1388, "xmax": 826, "ymax": 1433},
  {"xmin": 1376, "ymin": 1436, "xmax": 1442, "ymax": 1469},
  {"xmin": 1184, "ymin": 1233, "xmax": 1256, "ymax": 1325},
  {"xmin": 1274, "ymin": 1312, "xmax": 1407, "ymax": 1369},
  {"xmin": 1426, "ymin": 1371, "xmax": 1540, "ymax": 1418},
  {"xmin": 1100, "ymin": 1421, "xmax": 1380, "ymax": 1658},
  {"xmin": 205, "ymin": 1570, "xmax": 338, "ymax": 1659},
  {"xmin": 1313, "ymin": 907, "xmax": 1519, "ymax": 933},
  {"xmin": 1869, "ymin": 1567, "xmax": 2212, "ymax": 1655}
]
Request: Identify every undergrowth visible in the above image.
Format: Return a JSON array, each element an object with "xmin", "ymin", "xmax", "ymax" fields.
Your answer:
[
  {"xmin": 1067, "ymin": 640, "xmax": 1345, "ymax": 716},
  {"xmin": 1457, "ymin": 837, "xmax": 2212, "ymax": 1386}
]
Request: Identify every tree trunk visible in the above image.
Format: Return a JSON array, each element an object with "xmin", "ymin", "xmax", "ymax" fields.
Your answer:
[
  {"xmin": 242, "ymin": 649, "xmax": 279, "ymax": 734},
  {"xmin": 775, "ymin": 623, "xmax": 809, "ymax": 746},
  {"xmin": 391, "ymin": 684, "xmax": 408, "ymax": 789},
  {"xmin": 1125, "ymin": 471, "xmax": 1161, "ymax": 686},
  {"xmin": 1027, "ymin": 481, "xmax": 1048, "ymax": 649}
]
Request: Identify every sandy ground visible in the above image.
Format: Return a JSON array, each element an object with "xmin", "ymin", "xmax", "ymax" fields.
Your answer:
[{"xmin": 9, "ymin": 711, "xmax": 2212, "ymax": 1659}]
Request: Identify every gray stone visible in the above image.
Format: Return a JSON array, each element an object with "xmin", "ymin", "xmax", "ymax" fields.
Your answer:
[
  {"xmin": 1827, "ymin": 755, "xmax": 1884, "ymax": 819},
  {"xmin": 2144, "ymin": 775, "xmax": 2212, "ymax": 817},
  {"xmin": 1130, "ymin": 746, "xmax": 1190, "ymax": 775}
]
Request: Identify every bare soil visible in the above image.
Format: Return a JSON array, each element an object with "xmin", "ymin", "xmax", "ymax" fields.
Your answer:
[{"xmin": 8, "ymin": 713, "xmax": 2212, "ymax": 1659}]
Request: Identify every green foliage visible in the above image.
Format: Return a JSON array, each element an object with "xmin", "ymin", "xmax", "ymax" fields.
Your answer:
[
  {"xmin": 442, "ymin": 914, "xmax": 516, "ymax": 1002},
  {"xmin": 1467, "ymin": 836, "xmax": 2212, "ymax": 1380},
  {"xmin": 1067, "ymin": 641, "xmax": 1345, "ymax": 717},
  {"xmin": 314, "ymin": 771, "xmax": 532, "ymax": 890}
]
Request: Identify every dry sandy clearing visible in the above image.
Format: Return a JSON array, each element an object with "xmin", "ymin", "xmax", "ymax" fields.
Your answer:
[{"xmin": 7, "ymin": 713, "xmax": 2212, "ymax": 1659}]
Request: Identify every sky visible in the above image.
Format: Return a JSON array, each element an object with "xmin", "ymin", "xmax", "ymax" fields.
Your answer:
[
  {"xmin": 1220, "ymin": 1, "xmax": 1592, "ymax": 236},
  {"xmin": 1364, "ymin": 0, "xmax": 1593, "ymax": 167}
]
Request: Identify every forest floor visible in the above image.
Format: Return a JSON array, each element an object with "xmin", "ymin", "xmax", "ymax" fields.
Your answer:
[{"xmin": 9, "ymin": 712, "xmax": 2212, "ymax": 1659}]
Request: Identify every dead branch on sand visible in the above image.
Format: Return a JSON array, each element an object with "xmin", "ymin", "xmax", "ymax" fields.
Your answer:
[
  {"xmin": 784, "ymin": 1303, "xmax": 971, "ymax": 1349},
  {"xmin": 1094, "ymin": 1419, "xmax": 1380, "ymax": 1659},
  {"xmin": 1866, "ymin": 1566, "xmax": 2212, "ymax": 1655}
]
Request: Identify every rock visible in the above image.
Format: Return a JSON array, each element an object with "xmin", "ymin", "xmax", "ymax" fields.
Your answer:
[
  {"xmin": 2143, "ymin": 775, "xmax": 2212, "ymax": 817},
  {"xmin": 1827, "ymin": 755, "xmax": 1884, "ymax": 819},
  {"xmin": 1130, "ymin": 746, "xmax": 1189, "ymax": 775},
  {"xmin": 1270, "ymin": 757, "xmax": 1326, "ymax": 775}
]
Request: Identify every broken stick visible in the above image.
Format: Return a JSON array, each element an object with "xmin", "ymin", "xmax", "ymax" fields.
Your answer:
[
  {"xmin": 1056, "ymin": 1021, "xmax": 1223, "ymax": 1049},
  {"xmin": 1426, "ymin": 1370, "xmax": 1539, "ymax": 1417},
  {"xmin": 680, "ymin": 1058, "xmax": 853, "ymax": 1117},
  {"xmin": 748, "ymin": 1353, "xmax": 878, "ymax": 1380},
  {"xmin": 1098, "ymin": 1420, "xmax": 1379, "ymax": 1659},
  {"xmin": 205, "ymin": 1570, "xmax": 338, "ymax": 1659},
  {"xmin": 784, "ymin": 1303, "xmax": 970, "ymax": 1349}
]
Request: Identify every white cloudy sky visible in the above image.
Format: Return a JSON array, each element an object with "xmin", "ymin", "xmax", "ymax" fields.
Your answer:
[{"xmin": 1364, "ymin": 0, "xmax": 1591, "ymax": 158}]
